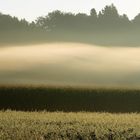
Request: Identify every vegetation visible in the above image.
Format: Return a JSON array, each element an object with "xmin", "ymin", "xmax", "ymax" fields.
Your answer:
[
  {"xmin": 0, "ymin": 86, "xmax": 140, "ymax": 112},
  {"xmin": 1, "ymin": 4, "xmax": 140, "ymax": 139},
  {"xmin": 1, "ymin": 4, "xmax": 140, "ymax": 46},
  {"xmin": 0, "ymin": 111, "xmax": 140, "ymax": 140}
]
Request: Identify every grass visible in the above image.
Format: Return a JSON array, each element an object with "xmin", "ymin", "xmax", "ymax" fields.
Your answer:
[
  {"xmin": 0, "ymin": 86, "xmax": 140, "ymax": 112},
  {"xmin": 0, "ymin": 86, "xmax": 140, "ymax": 139},
  {"xmin": 0, "ymin": 111, "xmax": 140, "ymax": 140}
]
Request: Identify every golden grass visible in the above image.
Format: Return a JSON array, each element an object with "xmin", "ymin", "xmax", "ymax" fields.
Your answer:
[{"xmin": 0, "ymin": 111, "xmax": 140, "ymax": 139}]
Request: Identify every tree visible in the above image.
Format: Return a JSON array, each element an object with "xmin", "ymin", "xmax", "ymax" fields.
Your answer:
[
  {"xmin": 90, "ymin": 8, "xmax": 97, "ymax": 18},
  {"xmin": 98, "ymin": 4, "xmax": 121, "ymax": 29},
  {"xmin": 89, "ymin": 8, "xmax": 98, "ymax": 31},
  {"xmin": 133, "ymin": 13, "xmax": 140, "ymax": 24},
  {"xmin": 38, "ymin": 10, "xmax": 64, "ymax": 31},
  {"xmin": 0, "ymin": 13, "xmax": 30, "ymax": 31}
]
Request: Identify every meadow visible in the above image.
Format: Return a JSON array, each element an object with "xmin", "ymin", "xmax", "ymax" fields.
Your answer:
[
  {"xmin": 0, "ymin": 86, "xmax": 140, "ymax": 112},
  {"xmin": 0, "ymin": 85, "xmax": 140, "ymax": 139},
  {"xmin": 0, "ymin": 111, "xmax": 140, "ymax": 140}
]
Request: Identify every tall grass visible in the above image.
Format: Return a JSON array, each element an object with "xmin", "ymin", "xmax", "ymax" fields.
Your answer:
[
  {"xmin": 0, "ymin": 111, "xmax": 140, "ymax": 140},
  {"xmin": 0, "ymin": 86, "xmax": 140, "ymax": 112}
]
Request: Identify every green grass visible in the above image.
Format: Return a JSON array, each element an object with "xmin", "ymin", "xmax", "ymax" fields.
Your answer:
[
  {"xmin": 0, "ymin": 86, "xmax": 140, "ymax": 112},
  {"xmin": 0, "ymin": 111, "xmax": 140, "ymax": 140}
]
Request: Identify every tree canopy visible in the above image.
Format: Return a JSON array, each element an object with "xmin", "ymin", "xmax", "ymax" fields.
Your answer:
[{"xmin": 1, "ymin": 4, "xmax": 140, "ymax": 46}]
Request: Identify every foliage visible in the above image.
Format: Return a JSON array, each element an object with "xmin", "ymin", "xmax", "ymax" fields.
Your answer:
[{"xmin": 1, "ymin": 4, "xmax": 140, "ymax": 46}]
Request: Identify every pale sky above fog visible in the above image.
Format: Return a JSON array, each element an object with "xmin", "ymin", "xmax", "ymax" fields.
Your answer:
[{"xmin": 0, "ymin": 0, "xmax": 140, "ymax": 22}]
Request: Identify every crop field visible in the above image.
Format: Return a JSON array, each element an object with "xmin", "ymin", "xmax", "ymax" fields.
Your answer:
[
  {"xmin": 0, "ymin": 86, "xmax": 140, "ymax": 112},
  {"xmin": 0, "ymin": 111, "xmax": 140, "ymax": 140},
  {"xmin": 0, "ymin": 86, "xmax": 140, "ymax": 139}
]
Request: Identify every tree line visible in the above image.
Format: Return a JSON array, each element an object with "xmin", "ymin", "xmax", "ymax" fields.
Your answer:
[{"xmin": 1, "ymin": 4, "xmax": 140, "ymax": 46}]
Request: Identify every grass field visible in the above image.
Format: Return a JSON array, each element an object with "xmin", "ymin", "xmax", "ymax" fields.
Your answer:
[
  {"xmin": 0, "ymin": 86, "xmax": 140, "ymax": 139},
  {"xmin": 0, "ymin": 111, "xmax": 140, "ymax": 140},
  {"xmin": 0, "ymin": 86, "xmax": 140, "ymax": 112}
]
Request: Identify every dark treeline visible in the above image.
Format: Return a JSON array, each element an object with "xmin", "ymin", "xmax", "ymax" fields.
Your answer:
[
  {"xmin": 1, "ymin": 4, "xmax": 140, "ymax": 46},
  {"xmin": 0, "ymin": 12, "xmax": 47, "ymax": 45}
]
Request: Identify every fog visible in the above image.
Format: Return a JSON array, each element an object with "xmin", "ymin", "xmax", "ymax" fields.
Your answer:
[{"xmin": 0, "ymin": 43, "xmax": 140, "ymax": 88}]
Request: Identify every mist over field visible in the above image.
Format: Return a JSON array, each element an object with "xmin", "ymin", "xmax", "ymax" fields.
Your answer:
[{"xmin": 0, "ymin": 43, "xmax": 140, "ymax": 88}]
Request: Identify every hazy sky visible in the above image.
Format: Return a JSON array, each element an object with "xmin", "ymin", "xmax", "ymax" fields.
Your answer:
[{"xmin": 0, "ymin": 0, "xmax": 140, "ymax": 22}]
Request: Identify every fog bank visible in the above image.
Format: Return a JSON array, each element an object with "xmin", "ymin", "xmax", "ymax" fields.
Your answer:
[{"xmin": 0, "ymin": 43, "xmax": 140, "ymax": 88}]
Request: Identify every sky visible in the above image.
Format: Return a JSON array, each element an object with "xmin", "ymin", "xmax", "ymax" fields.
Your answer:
[{"xmin": 0, "ymin": 0, "xmax": 140, "ymax": 22}]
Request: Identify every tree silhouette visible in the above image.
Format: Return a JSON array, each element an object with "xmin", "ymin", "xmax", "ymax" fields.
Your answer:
[
  {"xmin": 1, "ymin": 4, "xmax": 140, "ymax": 46},
  {"xmin": 90, "ymin": 8, "xmax": 97, "ymax": 17},
  {"xmin": 98, "ymin": 4, "xmax": 121, "ymax": 29},
  {"xmin": 133, "ymin": 13, "xmax": 140, "ymax": 26}
]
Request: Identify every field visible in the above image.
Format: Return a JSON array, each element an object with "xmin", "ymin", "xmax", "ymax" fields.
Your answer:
[
  {"xmin": 0, "ymin": 86, "xmax": 140, "ymax": 139},
  {"xmin": 0, "ymin": 86, "xmax": 140, "ymax": 112},
  {"xmin": 0, "ymin": 111, "xmax": 140, "ymax": 140}
]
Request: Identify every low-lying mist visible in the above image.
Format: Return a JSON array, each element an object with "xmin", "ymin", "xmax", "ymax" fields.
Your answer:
[{"xmin": 0, "ymin": 43, "xmax": 140, "ymax": 88}]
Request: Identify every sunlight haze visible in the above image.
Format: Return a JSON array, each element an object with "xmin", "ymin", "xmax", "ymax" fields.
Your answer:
[{"xmin": 1, "ymin": 43, "xmax": 140, "ymax": 88}]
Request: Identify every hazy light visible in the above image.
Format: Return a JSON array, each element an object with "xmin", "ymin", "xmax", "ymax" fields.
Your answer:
[{"xmin": 1, "ymin": 43, "xmax": 140, "ymax": 88}]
